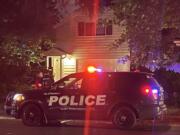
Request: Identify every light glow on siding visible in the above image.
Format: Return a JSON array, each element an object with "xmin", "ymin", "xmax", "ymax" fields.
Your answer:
[{"xmin": 63, "ymin": 57, "xmax": 76, "ymax": 66}]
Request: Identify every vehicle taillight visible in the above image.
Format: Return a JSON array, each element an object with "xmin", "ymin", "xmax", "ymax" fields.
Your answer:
[
  {"xmin": 152, "ymin": 89, "xmax": 158, "ymax": 94},
  {"xmin": 152, "ymin": 88, "xmax": 158, "ymax": 100},
  {"xmin": 145, "ymin": 88, "xmax": 150, "ymax": 94},
  {"xmin": 37, "ymin": 83, "xmax": 42, "ymax": 87},
  {"xmin": 142, "ymin": 86, "xmax": 159, "ymax": 100},
  {"xmin": 142, "ymin": 87, "xmax": 150, "ymax": 95},
  {"xmin": 142, "ymin": 86, "xmax": 151, "ymax": 95}
]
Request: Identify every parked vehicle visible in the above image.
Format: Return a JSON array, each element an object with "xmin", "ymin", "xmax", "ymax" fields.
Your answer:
[
  {"xmin": 4, "ymin": 91, "xmax": 16, "ymax": 115},
  {"xmin": 8, "ymin": 70, "xmax": 167, "ymax": 128}
]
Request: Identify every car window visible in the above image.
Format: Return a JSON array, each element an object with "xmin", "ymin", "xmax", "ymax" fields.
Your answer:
[
  {"xmin": 147, "ymin": 76, "xmax": 161, "ymax": 88},
  {"xmin": 54, "ymin": 76, "xmax": 83, "ymax": 90},
  {"xmin": 110, "ymin": 74, "xmax": 144, "ymax": 92},
  {"xmin": 82, "ymin": 74, "xmax": 110, "ymax": 93}
]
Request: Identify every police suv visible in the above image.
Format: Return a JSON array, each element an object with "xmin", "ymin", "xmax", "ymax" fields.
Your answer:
[{"xmin": 9, "ymin": 70, "xmax": 167, "ymax": 128}]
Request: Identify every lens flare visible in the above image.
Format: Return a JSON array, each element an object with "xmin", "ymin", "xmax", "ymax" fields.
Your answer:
[{"xmin": 87, "ymin": 66, "xmax": 96, "ymax": 73}]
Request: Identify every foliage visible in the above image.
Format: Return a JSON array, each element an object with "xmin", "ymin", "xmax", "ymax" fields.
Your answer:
[
  {"xmin": 154, "ymin": 68, "xmax": 180, "ymax": 106},
  {"xmin": 0, "ymin": 0, "xmax": 56, "ymax": 37},
  {"xmin": 163, "ymin": 0, "xmax": 180, "ymax": 29},
  {"xmin": 160, "ymin": 28, "xmax": 180, "ymax": 65},
  {"xmin": 0, "ymin": 37, "xmax": 41, "ymax": 66},
  {"xmin": 110, "ymin": 0, "xmax": 180, "ymax": 68},
  {"xmin": 0, "ymin": 36, "xmax": 54, "ymax": 66},
  {"xmin": 0, "ymin": 36, "xmax": 54, "ymax": 98},
  {"xmin": 0, "ymin": 0, "xmax": 58, "ymax": 99},
  {"xmin": 46, "ymin": 0, "xmax": 80, "ymax": 25}
]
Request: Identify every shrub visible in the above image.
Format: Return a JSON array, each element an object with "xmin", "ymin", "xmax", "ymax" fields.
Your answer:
[{"xmin": 154, "ymin": 68, "xmax": 180, "ymax": 106}]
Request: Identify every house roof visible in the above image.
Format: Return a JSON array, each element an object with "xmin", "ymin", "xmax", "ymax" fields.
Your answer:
[{"xmin": 43, "ymin": 47, "xmax": 68, "ymax": 56}]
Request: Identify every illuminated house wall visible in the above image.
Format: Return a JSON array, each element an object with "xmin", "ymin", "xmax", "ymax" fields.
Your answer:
[
  {"xmin": 46, "ymin": 1, "xmax": 130, "ymax": 80},
  {"xmin": 46, "ymin": 56, "xmax": 61, "ymax": 81},
  {"xmin": 46, "ymin": 54, "xmax": 76, "ymax": 81}
]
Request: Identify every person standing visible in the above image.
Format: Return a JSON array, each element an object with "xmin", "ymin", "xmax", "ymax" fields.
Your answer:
[{"xmin": 33, "ymin": 71, "xmax": 43, "ymax": 89}]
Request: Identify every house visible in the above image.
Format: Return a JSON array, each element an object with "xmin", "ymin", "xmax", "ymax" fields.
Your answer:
[{"xmin": 45, "ymin": 0, "xmax": 130, "ymax": 81}]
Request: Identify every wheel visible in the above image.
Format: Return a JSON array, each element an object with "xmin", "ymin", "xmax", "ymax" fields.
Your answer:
[
  {"xmin": 22, "ymin": 104, "xmax": 43, "ymax": 126},
  {"xmin": 112, "ymin": 107, "xmax": 136, "ymax": 129}
]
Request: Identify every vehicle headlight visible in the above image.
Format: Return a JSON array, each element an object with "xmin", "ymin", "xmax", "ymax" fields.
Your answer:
[{"xmin": 13, "ymin": 94, "xmax": 25, "ymax": 101}]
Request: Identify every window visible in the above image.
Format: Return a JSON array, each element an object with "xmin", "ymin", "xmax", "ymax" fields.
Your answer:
[
  {"xmin": 82, "ymin": 74, "xmax": 110, "ymax": 93},
  {"xmin": 78, "ymin": 21, "xmax": 112, "ymax": 36},
  {"xmin": 96, "ymin": 20, "xmax": 112, "ymax": 35},
  {"xmin": 56, "ymin": 76, "xmax": 83, "ymax": 90},
  {"xmin": 100, "ymin": 0, "xmax": 113, "ymax": 7},
  {"xmin": 110, "ymin": 74, "xmax": 143, "ymax": 93},
  {"xmin": 106, "ymin": 21, "xmax": 112, "ymax": 35},
  {"xmin": 78, "ymin": 22, "xmax": 85, "ymax": 36},
  {"xmin": 78, "ymin": 22, "xmax": 96, "ymax": 36},
  {"xmin": 96, "ymin": 23, "xmax": 106, "ymax": 35},
  {"xmin": 85, "ymin": 23, "xmax": 96, "ymax": 36},
  {"xmin": 48, "ymin": 57, "xmax": 52, "ymax": 69}
]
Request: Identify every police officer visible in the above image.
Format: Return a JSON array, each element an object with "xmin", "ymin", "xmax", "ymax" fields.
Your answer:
[{"xmin": 31, "ymin": 71, "xmax": 43, "ymax": 90}]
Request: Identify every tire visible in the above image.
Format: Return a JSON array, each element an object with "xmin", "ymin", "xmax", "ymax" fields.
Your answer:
[
  {"xmin": 112, "ymin": 107, "xmax": 136, "ymax": 129},
  {"xmin": 22, "ymin": 104, "xmax": 43, "ymax": 126}
]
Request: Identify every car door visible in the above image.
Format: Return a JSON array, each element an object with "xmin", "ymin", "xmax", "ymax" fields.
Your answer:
[
  {"xmin": 45, "ymin": 73, "xmax": 86, "ymax": 120},
  {"xmin": 81, "ymin": 73, "xmax": 111, "ymax": 120},
  {"xmin": 44, "ymin": 88, "xmax": 62, "ymax": 120},
  {"xmin": 59, "ymin": 74, "xmax": 87, "ymax": 119}
]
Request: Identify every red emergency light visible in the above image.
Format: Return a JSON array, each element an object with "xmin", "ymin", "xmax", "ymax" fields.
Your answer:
[
  {"xmin": 87, "ymin": 66, "xmax": 102, "ymax": 73},
  {"xmin": 142, "ymin": 86, "xmax": 159, "ymax": 100},
  {"xmin": 142, "ymin": 86, "xmax": 151, "ymax": 95},
  {"xmin": 87, "ymin": 66, "xmax": 96, "ymax": 73}
]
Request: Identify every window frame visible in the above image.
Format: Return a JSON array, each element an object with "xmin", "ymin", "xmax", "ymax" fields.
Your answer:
[
  {"xmin": 52, "ymin": 74, "xmax": 84, "ymax": 91},
  {"xmin": 77, "ymin": 21, "xmax": 113, "ymax": 36}
]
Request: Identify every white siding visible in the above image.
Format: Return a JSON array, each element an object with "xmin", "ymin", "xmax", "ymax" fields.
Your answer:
[
  {"xmin": 55, "ymin": 8, "xmax": 130, "ymax": 71},
  {"xmin": 77, "ymin": 59, "xmax": 130, "ymax": 72}
]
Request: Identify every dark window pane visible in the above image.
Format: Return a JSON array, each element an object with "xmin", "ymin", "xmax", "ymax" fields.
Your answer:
[
  {"xmin": 85, "ymin": 23, "xmax": 95, "ymax": 36},
  {"xmin": 106, "ymin": 22, "xmax": 112, "ymax": 35},
  {"xmin": 83, "ymin": 74, "xmax": 109, "ymax": 93},
  {"xmin": 101, "ymin": 0, "xmax": 112, "ymax": 7},
  {"xmin": 111, "ymin": 74, "xmax": 143, "ymax": 92},
  {"xmin": 78, "ymin": 22, "xmax": 85, "ymax": 36},
  {"xmin": 96, "ymin": 24, "xmax": 106, "ymax": 35},
  {"xmin": 48, "ymin": 57, "xmax": 52, "ymax": 69}
]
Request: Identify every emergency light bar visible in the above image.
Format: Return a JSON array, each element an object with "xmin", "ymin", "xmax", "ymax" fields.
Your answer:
[{"xmin": 87, "ymin": 66, "xmax": 102, "ymax": 73}]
